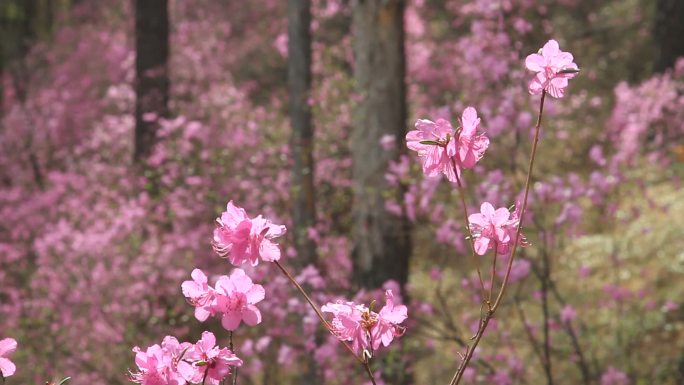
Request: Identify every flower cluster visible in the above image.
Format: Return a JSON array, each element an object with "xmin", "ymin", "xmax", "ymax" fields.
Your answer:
[
  {"xmin": 525, "ymin": 39, "xmax": 579, "ymax": 98},
  {"xmin": 130, "ymin": 332, "xmax": 241, "ymax": 385},
  {"xmin": 322, "ymin": 290, "xmax": 408, "ymax": 356},
  {"xmin": 468, "ymin": 202, "xmax": 526, "ymax": 256},
  {"xmin": 213, "ymin": 200, "xmax": 287, "ymax": 266},
  {"xmin": 0, "ymin": 338, "xmax": 17, "ymax": 378},
  {"xmin": 181, "ymin": 268, "xmax": 265, "ymax": 331},
  {"xmin": 406, "ymin": 107, "xmax": 489, "ymax": 183}
]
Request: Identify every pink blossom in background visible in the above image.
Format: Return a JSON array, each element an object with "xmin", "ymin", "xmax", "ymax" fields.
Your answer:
[
  {"xmin": 406, "ymin": 118, "xmax": 459, "ymax": 182},
  {"xmin": 560, "ymin": 304, "xmax": 577, "ymax": 324},
  {"xmin": 0, "ymin": 338, "xmax": 17, "ymax": 377},
  {"xmin": 525, "ymin": 39, "xmax": 579, "ymax": 98},
  {"xmin": 600, "ymin": 367, "xmax": 630, "ymax": 385},
  {"xmin": 468, "ymin": 202, "xmax": 525, "ymax": 255},
  {"xmin": 185, "ymin": 332, "xmax": 242, "ymax": 385},
  {"xmin": 213, "ymin": 201, "xmax": 287, "ymax": 265},
  {"xmin": 214, "ymin": 268, "xmax": 265, "ymax": 331},
  {"xmin": 322, "ymin": 290, "xmax": 407, "ymax": 356}
]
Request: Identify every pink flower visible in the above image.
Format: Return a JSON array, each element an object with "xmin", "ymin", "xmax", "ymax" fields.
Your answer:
[
  {"xmin": 322, "ymin": 290, "xmax": 407, "ymax": 356},
  {"xmin": 600, "ymin": 367, "xmax": 630, "ymax": 385},
  {"xmin": 130, "ymin": 343, "xmax": 186, "ymax": 385},
  {"xmin": 468, "ymin": 202, "xmax": 525, "ymax": 255},
  {"xmin": 214, "ymin": 268, "xmax": 265, "ymax": 331},
  {"xmin": 0, "ymin": 338, "xmax": 17, "ymax": 378},
  {"xmin": 406, "ymin": 118, "xmax": 459, "ymax": 181},
  {"xmin": 525, "ymin": 40, "xmax": 579, "ymax": 98},
  {"xmin": 212, "ymin": 201, "xmax": 287, "ymax": 266},
  {"xmin": 406, "ymin": 108, "xmax": 488, "ymax": 182},
  {"xmin": 181, "ymin": 269, "xmax": 216, "ymax": 322},
  {"xmin": 185, "ymin": 332, "xmax": 242, "ymax": 385},
  {"xmin": 560, "ymin": 304, "xmax": 577, "ymax": 324},
  {"xmin": 454, "ymin": 107, "xmax": 489, "ymax": 169}
]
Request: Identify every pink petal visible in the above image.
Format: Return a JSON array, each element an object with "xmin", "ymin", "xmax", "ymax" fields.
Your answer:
[
  {"xmin": 243, "ymin": 305, "xmax": 262, "ymax": 326},
  {"xmin": 195, "ymin": 307, "xmax": 212, "ymax": 322},
  {"xmin": 525, "ymin": 53, "xmax": 545, "ymax": 72},
  {"xmin": 258, "ymin": 239, "xmax": 281, "ymax": 262},
  {"xmin": 468, "ymin": 213, "xmax": 487, "ymax": 227},
  {"xmin": 0, "ymin": 357, "xmax": 16, "ymax": 377},
  {"xmin": 474, "ymin": 238, "xmax": 490, "ymax": 255},
  {"xmin": 542, "ymin": 40, "xmax": 560, "ymax": 59},
  {"xmin": 246, "ymin": 284, "xmax": 265, "ymax": 304},
  {"xmin": 0, "ymin": 338, "xmax": 17, "ymax": 356},
  {"xmin": 190, "ymin": 268, "xmax": 207, "ymax": 284},
  {"xmin": 221, "ymin": 312, "xmax": 242, "ymax": 331},
  {"xmin": 480, "ymin": 202, "xmax": 496, "ymax": 218},
  {"xmin": 460, "ymin": 107, "xmax": 480, "ymax": 135}
]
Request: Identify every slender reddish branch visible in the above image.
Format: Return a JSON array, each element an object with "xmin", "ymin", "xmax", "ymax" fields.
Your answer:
[
  {"xmin": 273, "ymin": 260, "xmax": 363, "ymax": 363},
  {"xmin": 448, "ymin": 90, "xmax": 547, "ymax": 385},
  {"xmin": 451, "ymin": 157, "xmax": 487, "ymax": 298}
]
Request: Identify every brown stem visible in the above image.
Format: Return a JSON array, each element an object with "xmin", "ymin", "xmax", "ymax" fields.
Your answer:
[
  {"xmin": 489, "ymin": 246, "xmax": 499, "ymax": 303},
  {"xmin": 363, "ymin": 360, "xmax": 378, "ymax": 385},
  {"xmin": 448, "ymin": 90, "xmax": 547, "ymax": 385},
  {"xmin": 273, "ymin": 260, "xmax": 363, "ymax": 364},
  {"xmin": 230, "ymin": 331, "xmax": 238, "ymax": 385},
  {"xmin": 451, "ymin": 157, "xmax": 487, "ymax": 298}
]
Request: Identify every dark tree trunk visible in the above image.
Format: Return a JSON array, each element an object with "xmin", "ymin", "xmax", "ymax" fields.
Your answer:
[
  {"xmin": 288, "ymin": 0, "xmax": 317, "ymax": 266},
  {"xmin": 351, "ymin": 0, "xmax": 411, "ymax": 290},
  {"xmin": 134, "ymin": 0, "xmax": 169, "ymax": 162},
  {"xmin": 654, "ymin": 0, "xmax": 684, "ymax": 72}
]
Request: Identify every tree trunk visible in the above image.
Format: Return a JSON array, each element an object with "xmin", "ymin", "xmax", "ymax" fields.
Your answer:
[
  {"xmin": 134, "ymin": 0, "xmax": 169, "ymax": 162},
  {"xmin": 351, "ymin": 0, "xmax": 411, "ymax": 290},
  {"xmin": 653, "ymin": 0, "xmax": 684, "ymax": 72},
  {"xmin": 288, "ymin": 0, "xmax": 317, "ymax": 266}
]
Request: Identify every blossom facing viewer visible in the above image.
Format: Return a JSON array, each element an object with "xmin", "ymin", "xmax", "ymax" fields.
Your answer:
[
  {"xmin": 213, "ymin": 200, "xmax": 286, "ymax": 266},
  {"xmin": 184, "ymin": 332, "xmax": 243, "ymax": 385},
  {"xmin": 525, "ymin": 39, "xmax": 579, "ymax": 98},
  {"xmin": 0, "ymin": 338, "xmax": 17, "ymax": 378},
  {"xmin": 322, "ymin": 290, "xmax": 408, "ymax": 356},
  {"xmin": 406, "ymin": 107, "xmax": 488, "ymax": 182},
  {"xmin": 181, "ymin": 268, "xmax": 265, "ymax": 331},
  {"xmin": 468, "ymin": 202, "xmax": 526, "ymax": 255}
]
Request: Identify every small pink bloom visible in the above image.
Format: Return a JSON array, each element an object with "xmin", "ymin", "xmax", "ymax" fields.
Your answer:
[
  {"xmin": 406, "ymin": 118, "xmax": 459, "ymax": 182},
  {"xmin": 453, "ymin": 107, "xmax": 489, "ymax": 169},
  {"xmin": 560, "ymin": 304, "xmax": 577, "ymax": 324},
  {"xmin": 0, "ymin": 338, "xmax": 17, "ymax": 378},
  {"xmin": 130, "ymin": 343, "xmax": 186, "ymax": 385},
  {"xmin": 600, "ymin": 367, "xmax": 630, "ymax": 385},
  {"xmin": 214, "ymin": 269, "xmax": 265, "ymax": 331},
  {"xmin": 186, "ymin": 332, "xmax": 242, "ymax": 385},
  {"xmin": 212, "ymin": 201, "xmax": 286, "ymax": 265},
  {"xmin": 181, "ymin": 269, "xmax": 216, "ymax": 322},
  {"xmin": 406, "ymin": 108, "xmax": 488, "ymax": 182},
  {"xmin": 468, "ymin": 202, "xmax": 525, "ymax": 255},
  {"xmin": 525, "ymin": 39, "xmax": 579, "ymax": 98},
  {"xmin": 322, "ymin": 290, "xmax": 407, "ymax": 356}
]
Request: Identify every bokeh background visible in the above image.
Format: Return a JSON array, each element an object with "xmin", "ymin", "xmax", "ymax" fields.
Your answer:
[{"xmin": 1, "ymin": 0, "xmax": 683, "ymax": 384}]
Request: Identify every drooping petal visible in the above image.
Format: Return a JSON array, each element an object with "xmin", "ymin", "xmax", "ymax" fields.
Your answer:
[{"xmin": 0, "ymin": 357, "xmax": 17, "ymax": 377}]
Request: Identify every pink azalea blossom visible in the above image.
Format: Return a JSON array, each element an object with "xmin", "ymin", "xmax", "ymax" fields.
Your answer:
[
  {"xmin": 130, "ymin": 343, "xmax": 187, "ymax": 385},
  {"xmin": 212, "ymin": 201, "xmax": 287, "ymax": 266},
  {"xmin": 455, "ymin": 107, "xmax": 490, "ymax": 169},
  {"xmin": 0, "ymin": 338, "xmax": 17, "ymax": 378},
  {"xmin": 214, "ymin": 268, "xmax": 265, "ymax": 331},
  {"xmin": 322, "ymin": 290, "xmax": 407, "ymax": 356},
  {"xmin": 406, "ymin": 118, "xmax": 459, "ymax": 181},
  {"xmin": 560, "ymin": 304, "xmax": 577, "ymax": 324},
  {"xmin": 468, "ymin": 202, "xmax": 525, "ymax": 255},
  {"xmin": 600, "ymin": 367, "xmax": 630, "ymax": 385},
  {"xmin": 525, "ymin": 39, "xmax": 579, "ymax": 98},
  {"xmin": 185, "ymin": 332, "xmax": 242, "ymax": 385},
  {"xmin": 181, "ymin": 269, "xmax": 216, "ymax": 322},
  {"xmin": 406, "ymin": 108, "xmax": 488, "ymax": 182}
]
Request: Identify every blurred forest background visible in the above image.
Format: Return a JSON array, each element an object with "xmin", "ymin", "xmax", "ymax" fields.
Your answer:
[{"xmin": 1, "ymin": 0, "xmax": 683, "ymax": 384}]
